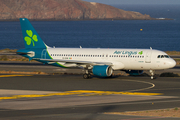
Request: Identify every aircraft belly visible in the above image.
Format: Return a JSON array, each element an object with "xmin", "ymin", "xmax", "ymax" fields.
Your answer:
[{"xmin": 124, "ymin": 59, "xmax": 145, "ymax": 70}]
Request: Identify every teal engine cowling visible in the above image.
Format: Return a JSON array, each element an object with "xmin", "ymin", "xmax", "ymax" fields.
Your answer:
[
  {"xmin": 92, "ymin": 65, "xmax": 113, "ymax": 77},
  {"xmin": 125, "ymin": 70, "xmax": 144, "ymax": 76}
]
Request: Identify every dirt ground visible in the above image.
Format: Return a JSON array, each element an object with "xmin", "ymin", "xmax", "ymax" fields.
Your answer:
[{"xmin": 105, "ymin": 107, "xmax": 180, "ymax": 118}]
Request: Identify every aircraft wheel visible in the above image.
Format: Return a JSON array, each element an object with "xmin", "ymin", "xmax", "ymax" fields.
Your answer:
[
  {"xmin": 108, "ymin": 74, "xmax": 113, "ymax": 78},
  {"xmin": 83, "ymin": 74, "xmax": 89, "ymax": 79},
  {"xmin": 88, "ymin": 74, "xmax": 92, "ymax": 79}
]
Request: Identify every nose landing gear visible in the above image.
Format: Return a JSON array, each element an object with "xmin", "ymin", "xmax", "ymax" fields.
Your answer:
[{"xmin": 150, "ymin": 70, "xmax": 155, "ymax": 80}]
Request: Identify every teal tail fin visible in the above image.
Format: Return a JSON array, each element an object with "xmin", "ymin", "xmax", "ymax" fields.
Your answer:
[{"xmin": 20, "ymin": 18, "xmax": 48, "ymax": 49}]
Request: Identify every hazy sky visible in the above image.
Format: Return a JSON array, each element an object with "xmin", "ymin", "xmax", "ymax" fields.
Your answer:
[{"xmin": 83, "ymin": 0, "xmax": 180, "ymax": 5}]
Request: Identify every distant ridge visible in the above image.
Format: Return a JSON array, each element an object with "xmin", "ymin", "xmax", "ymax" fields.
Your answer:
[{"xmin": 0, "ymin": 0, "xmax": 154, "ymax": 20}]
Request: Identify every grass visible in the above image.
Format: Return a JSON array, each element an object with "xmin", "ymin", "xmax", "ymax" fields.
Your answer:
[
  {"xmin": 0, "ymin": 48, "xmax": 17, "ymax": 53},
  {"xmin": 174, "ymin": 107, "xmax": 179, "ymax": 110}
]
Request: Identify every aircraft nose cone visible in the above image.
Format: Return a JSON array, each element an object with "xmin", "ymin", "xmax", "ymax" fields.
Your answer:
[{"xmin": 169, "ymin": 59, "xmax": 176, "ymax": 68}]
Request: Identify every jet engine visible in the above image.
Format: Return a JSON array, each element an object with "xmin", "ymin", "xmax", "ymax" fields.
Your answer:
[{"xmin": 92, "ymin": 65, "xmax": 113, "ymax": 77}]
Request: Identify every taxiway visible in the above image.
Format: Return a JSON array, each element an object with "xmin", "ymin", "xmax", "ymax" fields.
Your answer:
[{"xmin": 0, "ymin": 74, "xmax": 180, "ymax": 120}]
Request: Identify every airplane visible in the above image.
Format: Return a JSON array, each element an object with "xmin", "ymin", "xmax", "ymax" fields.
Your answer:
[{"xmin": 17, "ymin": 18, "xmax": 176, "ymax": 79}]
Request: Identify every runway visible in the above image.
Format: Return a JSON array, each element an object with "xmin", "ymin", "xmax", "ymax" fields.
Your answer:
[
  {"xmin": 0, "ymin": 74, "xmax": 180, "ymax": 120},
  {"xmin": 0, "ymin": 61, "xmax": 180, "ymax": 75}
]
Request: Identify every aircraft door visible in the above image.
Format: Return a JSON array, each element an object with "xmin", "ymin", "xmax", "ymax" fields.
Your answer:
[
  {"xmin": 145, "ymin": 51, "xmax": 152, "ymax": 63},
  {"xmin": 41, "ymin": 49, "xmax": 47, "ymax": 59}
]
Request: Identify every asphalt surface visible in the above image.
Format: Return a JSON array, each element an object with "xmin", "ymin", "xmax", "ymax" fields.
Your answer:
[
  {"xmin": 0, "ymin": 61, "xmax": 180, "ymax": 75},
  {"xmin": 0, "ymin": 75, "xmax": 180, "ymax": 120},
  {"xmin": 0, "ymin": 61, "xmax": 180, "ymax": 120}
]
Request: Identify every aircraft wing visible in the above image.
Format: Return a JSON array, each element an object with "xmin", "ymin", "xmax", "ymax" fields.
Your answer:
[{"xmin": 34, "ymin": 58, "xmax": 112, "ymax": 65}]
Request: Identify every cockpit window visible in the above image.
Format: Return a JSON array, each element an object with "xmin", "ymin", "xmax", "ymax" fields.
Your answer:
[
  {"xmin": 164, "ymin": 55, "xmax": 170, "ymax": 58},
  {"xmin": 157, "ymin": 55, "xmax": 170, "ymax": 58}
]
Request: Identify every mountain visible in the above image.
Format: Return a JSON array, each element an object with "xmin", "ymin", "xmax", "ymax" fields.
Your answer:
[{"xmin": 0, "ymin": 0, "xmax": 153, "ymax": 20}]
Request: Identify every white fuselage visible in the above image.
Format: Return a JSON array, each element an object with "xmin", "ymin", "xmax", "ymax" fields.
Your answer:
[{"xmin": 46, "ymin": 48, "xmax": 176, "ymax": 70}]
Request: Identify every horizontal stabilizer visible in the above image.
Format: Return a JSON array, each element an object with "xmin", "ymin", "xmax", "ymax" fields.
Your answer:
[{"xmin": 16, "ymin": 52, "xmax": 31, "ymax": 55}]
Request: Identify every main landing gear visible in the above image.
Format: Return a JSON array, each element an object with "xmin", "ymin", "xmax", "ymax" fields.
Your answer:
[
  {"xmin": 83, "ymin": 69, "xmax": 92, "ymax": 79},
  {"xmin": 83, "ymin": 73, "xmax": 92, "ymax": 79}
]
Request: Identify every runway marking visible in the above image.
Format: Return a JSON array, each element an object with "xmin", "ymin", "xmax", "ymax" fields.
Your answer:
[
  {"xmin": 0, "ymin": 75, "xmax": 33, "ymax": 78},
  {"xmin": 67, "ymin": 90, "xmax": 162, "ymax": 96},
  {"xmin": 0, "ymin": 90, "xmax": 162, "ymax": 101},
  {"xmin": 122, "ymin": 80, "xmax": 156, "ymax": 92},
  {"xmin": 0, "ymin": 92, "xmax": 81, "ymax": 100}
]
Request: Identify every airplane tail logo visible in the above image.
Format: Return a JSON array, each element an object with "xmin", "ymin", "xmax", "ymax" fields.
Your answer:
[
  {"xmin": 20, "ymin": 18, "xmax": 47, "ymax": 49},
  {"xmin": 24, "ymin": 30, "xmax": 38, "ymax": 46}
]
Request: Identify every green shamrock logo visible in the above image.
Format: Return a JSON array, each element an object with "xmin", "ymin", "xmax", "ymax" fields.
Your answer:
[
  {"xmin": 138, "ymin": 51, "xmax": 143, "ymax": 55},
  {"xmin": 24, "ymin": 30, "xmax": 38, "ymax": 46}
]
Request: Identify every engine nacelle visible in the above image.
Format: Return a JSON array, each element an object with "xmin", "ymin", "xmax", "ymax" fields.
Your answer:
[
  {"xmin": 92, "ymin": 65, "xmax": 113, "ymax": 77},
  {"xmin": 125, "ymin": 70, "xmax": 144, "ymax": 76}
]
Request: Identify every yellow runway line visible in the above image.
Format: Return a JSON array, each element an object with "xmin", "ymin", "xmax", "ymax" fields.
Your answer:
[
  {"xmin": 0, "ymin": 75, "xmax": 33, "ymax": 77},
  {"xmin": 0, "ymin": 92, "xmax": 81, "ymax": 100},
  {"xmin": 67, "ymin": 90, "xmax": 163, "ymax": 96},
  {"xmin": 0, "ymin": 90, "xmax": 162, "ymax": 101}
]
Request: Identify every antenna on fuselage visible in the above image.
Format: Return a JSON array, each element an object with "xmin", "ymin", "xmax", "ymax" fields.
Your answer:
[
  {"xmin": 150, "ymin": 47, "xmax": 152, "ymax": 50},
  {"xmin": 80, "ymin": 46, "xmax": 82, "ymax": 48}
]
